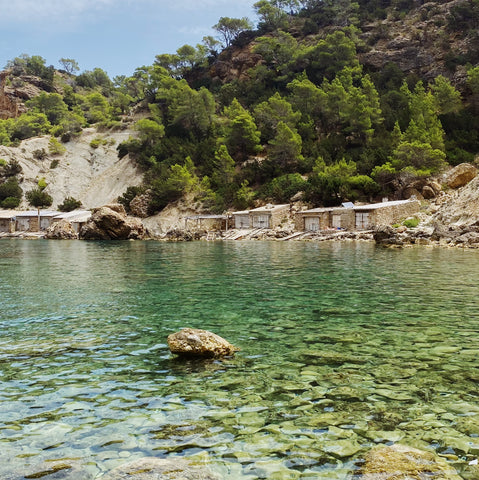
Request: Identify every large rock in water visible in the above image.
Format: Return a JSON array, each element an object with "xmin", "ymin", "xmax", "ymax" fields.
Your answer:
[
  {"xmin": 444, "ymin": 163, "xmax": 477, "ymax": 189},
  {"xmin": 168, "ymin": 328, "xmax": 239, "ymax": 358},
  {"xmin": 45, "ymin": 220, "xmax": 78, "ymax": 239},
  {"xmin": 357, "ymin": 444, "xmax": 463, "ymax": 479},
  {"xmin": 79, "ymin": 204, "xmax": 145, "ymax": 240},
  {"xmin": 100, "ymin": 457, "xmax": 220, "ymax": 480}
]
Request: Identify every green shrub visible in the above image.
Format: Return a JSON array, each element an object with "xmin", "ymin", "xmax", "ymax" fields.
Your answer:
[
  {"xmin": 0, "ymin": 177, "xmax": 22, "ymax": 200},
  {"xmin": 1, "ymin": 196, "xmax": 21, "ymax": 208},
  {"xmin": 33, "ymin": 148, "xmax": 47, "ymax": 160},
  {"xmin": 0, "ymin": 159, "xmax": 22, "ymax": 177},
  {"xmin": 58, "ymin": 196, "xmax": 82, "ymax": 212},
  {"xmin": 50, "ymin": 159, "xmax": 60, "ymax": 169},
  {"xmin": 48, "ymin": 136, "xmax": 66, "ymax": 155},
  {"xmin": 90, "ymin": 137, "xmax": 108, "ymax": 149},
  {"xmin": 403, "ymin": 217, "xmax": 419, "ymax": 228},
  {"xmin": 26, "ymin": 187, "xmax": 53, "ymax": 209}
]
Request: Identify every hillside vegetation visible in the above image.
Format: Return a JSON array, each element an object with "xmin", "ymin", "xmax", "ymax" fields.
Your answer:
[{"xmin": 0, "ymin": 0, "xmax": 478, "ymax": 214}]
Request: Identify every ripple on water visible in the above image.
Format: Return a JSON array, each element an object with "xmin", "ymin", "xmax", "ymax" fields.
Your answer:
[{"xmin": 1, "ymin": 240, "xmax": 479, "ymax": 478}]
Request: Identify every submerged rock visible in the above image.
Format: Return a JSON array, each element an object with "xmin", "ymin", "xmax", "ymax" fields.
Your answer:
[
  {"xmin": 357, "ymin": 444, "xmax": 463, "ymax": 479},
  {"xmin": 100, "ymin": 457, "xmax": 220, "ymax": 480},
  {"xmin": 168, "ymin": 328, "xmax": 239, "ymax": 358}
]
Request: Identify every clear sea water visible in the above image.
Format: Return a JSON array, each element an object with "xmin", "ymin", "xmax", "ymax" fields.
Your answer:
[{"xmin": 1, "ymin": 239, "xmax": 479, "ymax": 479}]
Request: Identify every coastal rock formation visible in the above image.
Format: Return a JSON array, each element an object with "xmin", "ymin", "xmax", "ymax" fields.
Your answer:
[
  {"xmin": 373, "ymin": 225, "xmax": 404, "ymax": 246},
  {"xmin": 433, "ymin": 175, "xmax": 479, "ymax": 226},
  {"xmin": 100, "ymin": 457, "xmax": 220, "ymax": 480},
  {"xmin": 45, "ymin": 220, "xmax": 78, "ymax": 239},
  {"xmin": 129, "ymin": 193, "xmax": 152, "ymax": 218},
  {"xmin": 80, "ymin": 204, "xmax": 145, "ymax": 240},
  {"xmin": 0, "ymin": 71, "xmax": 20, "ymax": 119},
  {"xmin": 357, "ymin": 444, "xmax": 462, "ymax": 479},
  {"xmin": 168, "ymin": 328, "xmax": 239, "ymax": 358},
  {"xmin": 162, "ymin": 229, "xmax": 203, "ymax": 241},
  {"xmin": 443, "ymin": 163, "xmax": 477, "ymax": 189}
]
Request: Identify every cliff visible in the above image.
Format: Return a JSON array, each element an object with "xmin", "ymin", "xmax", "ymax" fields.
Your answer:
[{"xmin": 0, "ymin": 128, "xmax": 143, "ymax": 210}]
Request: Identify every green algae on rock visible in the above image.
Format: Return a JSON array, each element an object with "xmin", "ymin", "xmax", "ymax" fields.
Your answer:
[
  {"xmin": 100, "ymin": 457, "xmax": 221, "ymax": 480},
  {"xmin": 356, "ymin": 444, "xmax": 463, "ymax": 480}
]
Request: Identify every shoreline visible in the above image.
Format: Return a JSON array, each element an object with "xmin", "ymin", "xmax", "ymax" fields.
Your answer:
[{"xmin": 3, "ymin": 226, "xmax": 479, "ymax": 249}]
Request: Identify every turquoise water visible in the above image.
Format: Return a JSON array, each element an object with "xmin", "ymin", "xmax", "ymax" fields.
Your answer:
[{"xmin": 1, "ymin": 239, "xmax": 479, "ymax": 479}]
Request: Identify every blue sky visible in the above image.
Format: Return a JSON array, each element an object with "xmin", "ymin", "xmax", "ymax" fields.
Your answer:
[{"xmin": 0, "ymin": 0, "xmax": 258, "ymax": 79}]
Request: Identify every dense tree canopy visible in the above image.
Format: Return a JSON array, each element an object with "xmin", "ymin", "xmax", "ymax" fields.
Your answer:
[{"xmin": 1, "ymin": 0, "xmax": 478, "ymax": 213}]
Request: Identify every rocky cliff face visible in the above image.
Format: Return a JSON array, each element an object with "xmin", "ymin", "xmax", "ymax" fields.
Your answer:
[
  {"xmin": 0, "ymin": 71, "xmax": 21, "ymax": 119},
  {"xmin": 359, "ymin": 0, "xmax": 473, "ymax": 85},
  {"xmin": 0, "ymin": 127, "xmax": 144, "ymax": 210},
  {"xmin": 433, "ymin": 173, "xmax": 479, "ymax": 226},
  {"xmin": 203, "ymin": 0, "xmax": 474, "ymax": 89}
]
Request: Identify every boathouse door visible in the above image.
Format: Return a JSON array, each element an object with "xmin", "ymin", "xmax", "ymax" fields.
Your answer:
[
  {"xmin": 355, "ymin": 212, "xmax": 369, "ymax": 229},
  {"xmin": 305, "ymin": 217, "xmax": 320, "ymax": 231},
  {"xmin": 331, "ymin": 214, "xmax": 341, "ymax": 229},
  {"xmin": 252, "ymin": 214, "xmax": 270, "ymax": 229}
]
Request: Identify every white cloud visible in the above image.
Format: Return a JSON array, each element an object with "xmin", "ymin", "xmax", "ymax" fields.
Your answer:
[
  {"xmin": 0, "ymin": 0, "xmax": 114, "ymax": 21},
  {"xmin": 0, "ymin": 0, "xmax": 255, "ymax": 23}
]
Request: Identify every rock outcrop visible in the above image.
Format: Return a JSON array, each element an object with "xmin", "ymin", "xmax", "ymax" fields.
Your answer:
[
  {"xmin": 433, "ymin": 174, "xmax": 479, "ymax": 226},
  {"xmin": 129, "ymin": 193, "xmax": 152, "ymax": 218},
  {"xmin": 359, "ymin": 1, "xmax": 473, "ymax": 86},
  {"xmin": 161, "ymin": 229, "xmax": 203, "ymax": 241},
  {"xmin": 79, "ymin": 204, "xmax": 145, "ymax": 240},
  {"xmin": 357, "ymin": 444, "xmax": 462, "ymax": 479},
  {"xmin": 0, "ymin": 71, "xmax": 20, "ymax": 119},
  {"xmin": 100, "ymin": 457, "xmax": 220, "ymax": 480},
  {"xmin": 168, "ymin": 328, "xmax": 239, "ymax": 358},
  {"xmin": 443, "ymin": 163, "xmax": 478, "ymax": 189},
  {"xmin": 45, "ymin": 220, "xmax": 78, "ymax": 239}
]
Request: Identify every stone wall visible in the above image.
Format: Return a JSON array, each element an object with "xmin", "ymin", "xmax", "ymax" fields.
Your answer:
[
  {"xmin": 270, "ymin": 205, "xmax": 290, "ymax": 228},
  {"xmin": 370, "ymin": 200, "xmax": 420, "ymax": 226}
]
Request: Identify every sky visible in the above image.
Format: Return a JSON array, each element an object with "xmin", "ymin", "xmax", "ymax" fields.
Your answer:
[{"xmin": 0, "ymin": 0, "xmax": 258, "ymax": 79}]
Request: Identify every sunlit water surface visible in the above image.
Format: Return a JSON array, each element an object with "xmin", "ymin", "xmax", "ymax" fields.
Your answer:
[{"xmin": 1, "ymin": 239, "xmax": 479, "ymax": 479}]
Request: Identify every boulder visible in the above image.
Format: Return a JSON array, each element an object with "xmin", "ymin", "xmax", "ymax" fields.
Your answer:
[
  {"xmin": 100, "ymin": 457, "xmax": 220, "ymax": 480},
  {"xmin": 162, "ymin": 229, "xmax": 202, "ymax": 242},
  {"xmin": 45, "ymin": 220, "xmax": 78, "ymax": 239},
  {"xmin": 79, "ymin": 204, "xmax": 145, "ymax": 240},
  {"xmin": 357, "ymin": 444, "xmax": 463, "ymax": 480},
  {"xmin": 444, "ymin": 163, "xmax": 477, "ymax": 189},
  {"xmin": 129, "ymin": 193, "xmax": 152, "ymax": 218},
  {"xmin": 429, "ymin": 180, "xmax": 442, "ymax": 194},
  {"xmin": 422, "ymin": 185, "xmax": 436, "ymax": 199},
  {"xmin": 168, "ymin": 328, "xmax": 239, "ymax": 358},
  {"xmin": 373, "ymin": 225, "xmax": 403, "ymax": 246},
  {"xmin": 125, "ymin": 216, "xmax": 146, "ymax": 239}
]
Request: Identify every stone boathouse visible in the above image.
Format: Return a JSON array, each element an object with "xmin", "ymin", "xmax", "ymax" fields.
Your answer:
[
  {"xmin": 232, "ymin": 204, "xmax": 290, "ymax": 229},
  {"xmin": 295, "ymin": 199, "xmax": 421, "ymax": 232}
]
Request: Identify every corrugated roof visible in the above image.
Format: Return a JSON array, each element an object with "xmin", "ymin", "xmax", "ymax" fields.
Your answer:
[
  {"xmin": 53, "ymin": 210, "xmax": 91, "ymax": 222},
  {"xmin": 14, "ymin": 210, "xmax": 61, "ymax": 217},
  {"xmin": 300, "ymin": 199, "xmax": 416, "ymax": 214},
  {"xmin": 0, "ymin": 210, "xmax": 18, "ymax": 219},
  {"xmin": 250, "ymin": 204, "xmax": 289, "ymax": 213},
  {"xmin": 300, "ymin": 206, "xmax": 346, "ymax": 214},
  {"xmin": 353, "ymin": 199, "xmax": 415, "ymax": 211},
  {"xmin": 185, "ymin": 214, "xmax": 230, "ymax": 220}
]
